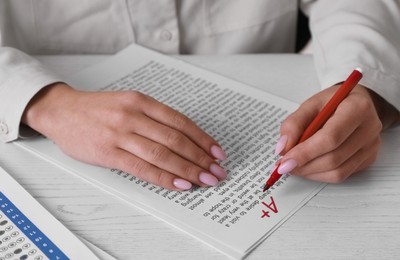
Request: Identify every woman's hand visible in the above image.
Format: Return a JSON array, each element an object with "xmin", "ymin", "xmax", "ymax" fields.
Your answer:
[
  {"xmin": 274, "ymin": 84, "xmax": 398, "ymax": 183},
  {"xmin": 22, "ymin": 83, "xmax": 227, "ymax": 190}
]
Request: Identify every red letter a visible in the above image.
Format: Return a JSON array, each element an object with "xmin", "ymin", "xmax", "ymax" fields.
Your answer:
[{"xmin": 262, "ymin": 196, "xmax": 278, "ymax": 213}]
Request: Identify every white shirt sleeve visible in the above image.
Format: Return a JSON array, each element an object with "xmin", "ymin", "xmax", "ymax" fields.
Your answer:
[
  {"xmin": 302, "ymin": 0, "xmax": 400, "ymax": 111},
  {"xmin": 0, "ymin": 47, "xmax": 62, "ymax": 142}
]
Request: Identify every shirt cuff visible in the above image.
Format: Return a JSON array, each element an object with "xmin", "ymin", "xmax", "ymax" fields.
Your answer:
[
  {"xmin": 0, "ymin": 63, "xmax": 62, "ymax": 142},
  {"xmin": 317, "ymin": 63, "xmax": 400, "ymax": 113}
]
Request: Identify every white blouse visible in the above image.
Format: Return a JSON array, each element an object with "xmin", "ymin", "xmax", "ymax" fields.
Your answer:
[{"xmin": 1, "ymin": 0, "xmax": 399, "ymax": 142}]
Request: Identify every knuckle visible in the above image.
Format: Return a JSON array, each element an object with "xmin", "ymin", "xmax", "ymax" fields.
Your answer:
[
  {"xmin": 280, "ymin": 117, "xmax": 302, "ymax": 137},
  {"xmin": 156, "ymin": 171, "xmax": 171, "ymax": 186},
  {"xmin": 92, "ymin": 130, "xmax": 115, "ymax": 160},
  {"xmin": 279, "ymin": 120, "xmax": 290, "ymax": 134},
  {"xmin": 127, "ymin": 90, "xmax": 145, "ymax": 102},
  {"xmin": 181, "ymin": 164, "xmax": 197, "ymax": 180},
  {"xmin": 148, "ymin": 144, "xmax": 169, "ymax": 161},
  {"xmin": 94, "ymin": 145, "xmax": 113, "ymax": 163},
  {"xmin": 373, "ymin": 119, "xmax": 383, "ymax": 133},
  {"xmin": 303, "ymin": 96, "xmax": 321, "ymax": 107},
  {"xmin": 197, "ymin": 153, "xmax": 212, "ymax": 168},
  {"xmin": 356, "ymin": 95, "xmax": 372, "ymax": 111},
  {"xmin": 110, "ymin": 110, "xmax": 130, "ymax": 126},
  {"xmin": 300, "ymin": 152, "xmax": 313, "ymax": 165},
  {"xmin": 117, "ymin": 91, "xmax": 147, "ymax": 108},
  {"xmin": 292, "ymin": 144, "xmax": 313, "ymax": 165},
  {"xmin": 318, "ymin": 131, "xmax": 341, "ymax": 150},
  {"xmin": 329, "ymin": 170, "xmax": 347, "ymax": 183},
  {"xmin": 281, "ymin": 115, "xmax": 296, "ymax": 131},
  {"xmin": 126, "ymin": 159, "xmax": 148, "ymax": 178},
  {"xmin": 170, "ymin": 112, "xmax": 190, "ymax": 129},
  {"xmin": 165, "ymin": 130, "xmax": 185, "ymax": 147},
  {"xmin": 325, "ymin": 154, "xmax": 343, "ymax": 168}
]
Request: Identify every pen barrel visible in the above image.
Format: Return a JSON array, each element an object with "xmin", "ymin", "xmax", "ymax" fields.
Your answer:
[
  {"xmin": 266, "ymin": 165, "xmax": 281, "ymax": 186},
  {"xmin": 299, "ymin": 69, "xmax": 363, "ymax": 143}
]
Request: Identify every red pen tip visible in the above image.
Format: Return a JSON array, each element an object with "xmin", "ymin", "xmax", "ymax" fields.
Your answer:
[{"xmin": 262, "ymin": 165, "xmax": 280, "ymax": 192}]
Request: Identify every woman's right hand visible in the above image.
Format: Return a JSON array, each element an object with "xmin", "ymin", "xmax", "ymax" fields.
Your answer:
[{"xmin": 22, "ymin": 83, "xmax": 227, "ymax": 190}]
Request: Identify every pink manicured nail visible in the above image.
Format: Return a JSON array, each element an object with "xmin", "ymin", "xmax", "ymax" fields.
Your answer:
[
  {"xmin": 173, "ymin": 178, "xmax": 192, "ymax": 190},
  {"xmin": 209, "ymin": 163, "xmax": 227, "ymax": 180},
  {"xmin": 210, "ymin": 145, "xmax": 227, "ymax": 160},
  {"xmin": 275, "ymin": 135, "xmax": 288, "ymax": 155},
  {"xmin": 199, "ymin": 172, "xmax": 219, "ymax": 186},
  {"xmin": 275, "ymin": 158, "xmax": 282, "ymax": 166},
  {"xmin": 277, "ymin": 159, "xmax": 298, "ymax": 175}
]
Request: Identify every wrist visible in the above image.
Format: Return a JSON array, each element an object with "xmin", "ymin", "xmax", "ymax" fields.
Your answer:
[
  {"xmin": 22, "ymin": 83, "xmax": 78, "ymax": 136},
  {"xmin": 365, "ymin": 86, "xmax": 400, "ymax": 129}
]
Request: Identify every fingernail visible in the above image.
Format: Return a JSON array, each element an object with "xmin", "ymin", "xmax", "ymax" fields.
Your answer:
[
  {"xmin": 210, "ymin": 145, "xmax": 227, "ymax": 160},
  {"xmin": 277, "ymin": 159, "xmax": 298, "ymax": 175},
  {"xmin": 209, "ymin": 163, "xmax": 227, "ymax": 180},
  {"xmin": 275, "ymin": 135, "xmax": 288, "ymax": 155},
  {"xmin": 173, "ymin": 178, "xmax": 192, "ymax": 190},
  {"xmin": 199, "ymin": 172, "xmax": 219, "ymax": 186},
  {"xmin": 275, "ymin": 158, "xmax": 282, "ymax": 166}
]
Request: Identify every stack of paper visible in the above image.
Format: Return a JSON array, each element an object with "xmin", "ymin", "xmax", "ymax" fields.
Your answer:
[{"xmin": 17, "ymin": 44, "xmax": 324, "ymax": 259}]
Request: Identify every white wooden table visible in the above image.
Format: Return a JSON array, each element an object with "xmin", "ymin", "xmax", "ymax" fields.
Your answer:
[{"xmin": 0, "ymin": 54, "xmax": 399, "ymax": 259}]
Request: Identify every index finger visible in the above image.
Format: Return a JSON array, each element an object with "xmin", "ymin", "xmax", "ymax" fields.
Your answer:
[
  {"xmin": 139, "ymin": 93, "xmax": 227, "ymax": 160},
  {"xmin": 279, "ymin": 96, "xmax": 323, "ymax": 154},
  {"xmin": 278, "ymin": 98, "xmax": 364, "ymax": 174}
]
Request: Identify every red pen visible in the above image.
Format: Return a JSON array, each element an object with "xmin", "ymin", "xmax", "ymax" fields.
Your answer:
[{"xmin": 263, "ymin": 68, "xmax": 363, "ymax": 192}]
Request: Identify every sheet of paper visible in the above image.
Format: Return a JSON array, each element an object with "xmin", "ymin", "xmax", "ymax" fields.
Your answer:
[
  {"xmin": 0, "ymin": 166, "xmax": 105, "ymax": 260},
  {"xmin": 16, "ymin": 44, "xmax": 325, "ymax": 259},
  {"xmin": 78, "ymin": 237, "xmax": 117, "ymax": 260}
]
